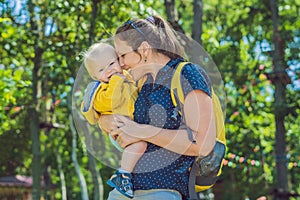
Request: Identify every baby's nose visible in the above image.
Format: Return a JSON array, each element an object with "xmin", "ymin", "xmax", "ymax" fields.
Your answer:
[{"xmin": 111, "ymin": 64, "xmax": 122, "ymax": 73}]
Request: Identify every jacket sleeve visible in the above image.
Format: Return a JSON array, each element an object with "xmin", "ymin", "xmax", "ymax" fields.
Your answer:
[{"xmin": 93, "ymin": 75, "xmax": 125, "ymax": 114}]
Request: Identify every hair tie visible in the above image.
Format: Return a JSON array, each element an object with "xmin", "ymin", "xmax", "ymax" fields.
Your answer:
[{"xmin": 146, "ymin": 16, "xmax": 155, "ymax": 24}]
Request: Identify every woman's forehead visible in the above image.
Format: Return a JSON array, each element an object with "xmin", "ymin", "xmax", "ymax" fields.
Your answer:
[{"xmin": 114, "ymin": 38, "xmax": 134, "ymax": 54}]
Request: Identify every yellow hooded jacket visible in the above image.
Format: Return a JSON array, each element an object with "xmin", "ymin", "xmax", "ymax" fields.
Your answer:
[{"xmin": 81, "ymin": 70, "xmax": 138, "ymax": 125}]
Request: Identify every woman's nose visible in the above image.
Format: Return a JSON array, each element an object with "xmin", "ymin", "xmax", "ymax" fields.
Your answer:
[{"xmin": 120, "ymin": 56, "xmax": 128, "ymax": 67}]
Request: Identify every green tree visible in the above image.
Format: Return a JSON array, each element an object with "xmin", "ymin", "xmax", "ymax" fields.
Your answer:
[
  {"xmin": 1, "ymin": 0, "xmax": 299, "ymax": 199},
  {"xmin": 177, "ymin": 0, "xmax": 299, "ymax": 199}
]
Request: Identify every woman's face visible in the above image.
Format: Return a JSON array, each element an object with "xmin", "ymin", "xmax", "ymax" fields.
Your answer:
[
  {"xmin": 115, "ymin": 38, "xmax": 146, "ymax": 81},
  {"xmin": 115, "ymin": 39, "xmax": 150, "ymax": 81},
  {"xmin": 114, "ymin": 38, "xmax": 141, "ymax": 69}
]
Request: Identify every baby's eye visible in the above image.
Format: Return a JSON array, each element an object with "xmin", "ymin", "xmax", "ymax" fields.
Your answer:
[{"xmin": 109, "ymin": 59, "xmax": 119, "ymax": 66}]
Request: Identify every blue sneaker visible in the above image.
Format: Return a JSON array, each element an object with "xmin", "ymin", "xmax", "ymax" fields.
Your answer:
[{"xmin": 107, "ymin": 170, "xmax": 134, "ymax": 199}]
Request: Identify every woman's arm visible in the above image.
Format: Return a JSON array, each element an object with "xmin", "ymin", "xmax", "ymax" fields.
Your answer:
[
  {"xmin": 182, "ymin": 89, "xmax": 216, "ymax": 156},
  {"xmin": 111, "ymin": 90, "xmax": 216, "ymax": 157}
]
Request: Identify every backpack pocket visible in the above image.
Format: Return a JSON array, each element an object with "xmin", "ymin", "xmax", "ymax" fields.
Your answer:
[{"xmin": 195, "ymin": 141, "xmax": 226, "ymax": 184}]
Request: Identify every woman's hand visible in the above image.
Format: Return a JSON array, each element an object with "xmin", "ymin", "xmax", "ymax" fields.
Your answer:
[
  {"xmin": 97, "ymin": 114, "xmax": 120, "ymax": 135},
  {"xmin": 110, "ymin": 115, "xmax": 155, "ymax": 148},
  {"xmin": 98, "ymin": 114, "xmax": 147, "ymax": 148},
  {"xmin": 112, "ymin": 129, "xmax": 141, "ymax": 148}
]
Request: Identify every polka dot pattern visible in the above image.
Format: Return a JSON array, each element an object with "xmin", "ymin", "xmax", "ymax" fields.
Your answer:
[{"xmin": 132, "ymin": 58, "xmax": 212, "ymax": 200}]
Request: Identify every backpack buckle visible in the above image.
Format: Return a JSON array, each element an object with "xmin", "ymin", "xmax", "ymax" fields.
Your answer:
[{"xmin": 171, "ymin": 107, "xmax": 179, "ymax": 120}]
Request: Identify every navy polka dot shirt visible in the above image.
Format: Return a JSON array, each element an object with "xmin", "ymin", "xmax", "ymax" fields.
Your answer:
[{"xmin": 132, "ymin": 58, "xmax": 212, "ymax": 199}]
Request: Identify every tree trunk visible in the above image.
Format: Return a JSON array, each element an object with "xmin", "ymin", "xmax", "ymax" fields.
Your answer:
[
  {"xmin": 192, "ymin": 0, "xmax": 203, "ymax": 44},
  {"xmin": 269, "ymin": 0, "xmax": 289, "ymax": 199},
  {"xmin": 86, "ymin": 1, "xmax": 104, "ymax": 199},
  {"xmin": 80, "ymin": 112, "xmax": 104, "ymax": 200},
  {"xmin": 70, "ymin": 114, "xmax": 89, "ymax": 200},
  {"xmin": 29, "ymin": 51, "xmax": 42, "ymax": 200},
  {"xmin": 28, "ymin": 1, "xmax": 43, "ymax": 198},
  {"xmin": 82, "ymin": 114, "xmax": 104, "ymax": 200},
  {"xmin": 89, "ymin": 0, "xmax": 100, "ymax": 44},
  {"xmin": 88, "ymin": 152, "xmax": 104, "ymax": 200},
  {"xmin": 164, "ymin": 0, "xmax": 178, "ymax": 23},
  {"xmin": 29, "ymin": 105, "xmax": 41, "ymax": 200},
  {"xmin": 56, "ymin": 151, "xmax": 67, "ymax": 200},
  {"xmin": 43, "ymin": 164, "xmax": 51, "ymax": 200}
]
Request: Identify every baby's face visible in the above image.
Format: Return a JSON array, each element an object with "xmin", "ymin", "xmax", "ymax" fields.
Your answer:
[{"xmin": 89, "ymin": 51, "xmax": 122, "ymax": 83}]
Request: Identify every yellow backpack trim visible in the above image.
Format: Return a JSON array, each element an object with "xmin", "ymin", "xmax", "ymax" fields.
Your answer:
[
  {"xmin": 170, "ymin": 62, "xmax": 226, "ymax": 192},
  {"xmin": 170, "ymin": 62, "xmax": 226, "ymax": 144}
]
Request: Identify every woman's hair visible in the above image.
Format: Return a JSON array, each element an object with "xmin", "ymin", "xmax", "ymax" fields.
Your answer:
[{"xmin": 115, "ymin": 15, "xmax": 184, "ymax": 59}]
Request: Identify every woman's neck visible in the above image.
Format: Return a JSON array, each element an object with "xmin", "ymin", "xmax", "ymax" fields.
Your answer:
[{"xmin": 145, "ymin": 53, "xmax": 171, "ymax": 80}]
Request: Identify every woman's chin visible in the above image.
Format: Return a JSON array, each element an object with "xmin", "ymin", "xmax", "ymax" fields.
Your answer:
[{"xmin": 128, "ymin": 69, "xmax": 138, "ymax": 81}]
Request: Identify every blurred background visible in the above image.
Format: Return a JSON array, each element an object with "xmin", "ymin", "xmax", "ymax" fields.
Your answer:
[{"xmin": 0, "ymin": 0, "xmax": 299, "ymax": 199}]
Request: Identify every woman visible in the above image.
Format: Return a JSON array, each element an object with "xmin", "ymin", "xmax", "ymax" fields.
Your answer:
[{"xmin": 99, "ymin": 15, "xmax": 216, "ymax": 200}]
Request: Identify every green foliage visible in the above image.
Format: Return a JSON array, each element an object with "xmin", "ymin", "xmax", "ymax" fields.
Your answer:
[
  {"xmin": 0, "ymin": 110, "xmax": 31, "ymax": 176},
  {"xmin": 175, "ymin": 0, "xmax": 300, "ymax": 199},
  {"xmin": 0, "ymin": 0, "xmax": 299, "ymax": 199}
]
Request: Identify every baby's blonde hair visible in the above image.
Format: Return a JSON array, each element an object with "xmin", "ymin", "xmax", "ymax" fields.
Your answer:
[{"xmin": 83, "ymin": 43, "xmax": 117, "ymax": 78}]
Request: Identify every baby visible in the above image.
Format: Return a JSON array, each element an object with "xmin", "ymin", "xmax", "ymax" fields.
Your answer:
[{"xmin": 81, "ymin": 43, "xmax": 147, "ymax": 198}]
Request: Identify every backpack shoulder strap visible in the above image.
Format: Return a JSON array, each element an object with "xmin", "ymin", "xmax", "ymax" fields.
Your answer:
[
  {"xmin": 171, "ymin": 61, "xmax": 226, "ymax": 145},
  {"xmin": 170, "ymin": 62, "xmax": 189, "ymax": 110},
  {"xmin": 211, "ymin": 89, "xmax": 226, "ymax": 144},
  {"xmin": 170, "ymin": 62, "xmax": 196, "ymax": 143}
]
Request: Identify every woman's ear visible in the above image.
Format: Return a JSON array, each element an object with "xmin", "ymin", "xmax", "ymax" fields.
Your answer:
[{"xmin": 138, "ymin": 41, "xmax": 151, "ymax": 57}]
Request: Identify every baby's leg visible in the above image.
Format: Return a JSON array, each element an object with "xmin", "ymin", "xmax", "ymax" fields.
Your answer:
[
  {"xmin": 107, "ymin": 141, "xmax": 147, "ymax": 198},
  {"xmin": 120, "ymin": 141, "xmax": 147, "ymax": 172}
]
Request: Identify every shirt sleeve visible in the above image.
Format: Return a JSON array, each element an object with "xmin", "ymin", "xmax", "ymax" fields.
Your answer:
[{"xmin": 180, "ymin": 63, "xmax": 212, "ymax": 99}]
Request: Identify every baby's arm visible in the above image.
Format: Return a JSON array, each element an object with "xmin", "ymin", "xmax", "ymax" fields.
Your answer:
[
  {"xmin": 94, "ymin": 75, "xmax": 126, "ymax": 114},
  {"xmin": 121, "ymin": 141, "xmax": 147, "ymax": 172}
]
